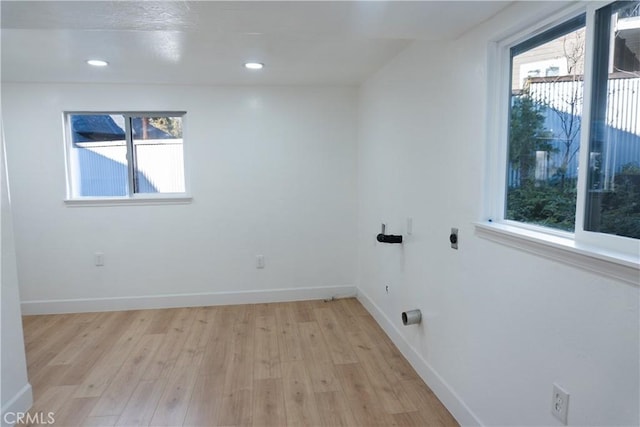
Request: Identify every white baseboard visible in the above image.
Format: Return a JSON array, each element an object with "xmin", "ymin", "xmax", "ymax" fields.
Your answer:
[
  {"xmin": 1, "ymin": 383, "xmax": 33, "ymax": 427},
  {"xmin": 356, "ymin": 288, "xmax": 483, "ymax": 427},
  {"xmin": 21, "ymin": 285, "xmax": 357, "ymax": 315}
]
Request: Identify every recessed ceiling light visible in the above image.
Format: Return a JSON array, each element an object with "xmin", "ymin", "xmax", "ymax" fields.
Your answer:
[
  {"xmin": 244, "ymin": 62, "xmax": 264, "ymax": 70},
  {"xmin": 87, "ymin": 59, "xmax": 108, "ymax": 67}
]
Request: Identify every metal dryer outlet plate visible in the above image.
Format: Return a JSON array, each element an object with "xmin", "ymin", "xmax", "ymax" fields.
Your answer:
[{"xmin": 450, "ymin": 228, "xmax": 458, "ymax": 249}]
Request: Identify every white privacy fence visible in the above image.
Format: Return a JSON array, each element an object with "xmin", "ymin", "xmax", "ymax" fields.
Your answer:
[
  {"xmin": 72, "ymin": 139, "xmax": 185, "ymax": 196},
  {"xmin": 511, "ymin": 76, "xmax": 640, "ymax": 186},
  {"xmin": 529, "ymin": 77, "xmax": 639, "ymax": 136}
]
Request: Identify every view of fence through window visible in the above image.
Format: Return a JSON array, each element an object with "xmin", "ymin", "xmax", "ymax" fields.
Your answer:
[
  {"xmin": 585, "ymin": 1, "xmax": 640, "ymax": 239},
  {"xmin": 507, "ymin": 4, "xmax": 640, "ymax": 239},
  {"xmin": 132, "ymin": 116, "xmax": 185, "ymax": 194},
  {"xmin": 507, "ymin": 18, "xmax": 586, "ymax": 232},
  {"xmin": 68, "ymin": 114, "xmax": 185, "ymax": 197}
]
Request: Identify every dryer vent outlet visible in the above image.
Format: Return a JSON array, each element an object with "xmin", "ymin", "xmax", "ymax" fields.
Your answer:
[{"xmin": 402, "ymin": 309, "xmax": 421, "ymax": 326}]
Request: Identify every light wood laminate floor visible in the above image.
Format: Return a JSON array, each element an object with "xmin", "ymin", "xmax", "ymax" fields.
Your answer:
[{"xmin": 20, "ymin": 298, "xmax": 458, "ymax": 426}]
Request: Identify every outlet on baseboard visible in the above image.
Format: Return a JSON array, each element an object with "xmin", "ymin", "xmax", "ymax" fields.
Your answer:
[{"xmin": 551, "ymin": 383, "xmax": 569, "ymax": 425}]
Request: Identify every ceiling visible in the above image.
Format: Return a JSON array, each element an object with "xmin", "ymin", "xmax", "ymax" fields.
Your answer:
[{"xmin": 1, "ymin": 1, "xmax": 513, "ymax": 85}]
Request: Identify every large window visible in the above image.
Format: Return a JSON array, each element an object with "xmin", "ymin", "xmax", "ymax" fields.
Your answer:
[
  {"xmin": 507, "ymin": 14, "xmax": 586, "ymax": 232},
  {"xmin": 503, "ymin": 1, "xmax": 639, "ymax": 245},
  {"xmin": 65, "ymin": 112, "xmax": 186, "ymax": 199},
  {"xmin": 585, "ymin": 1, "xmax": 640, "ymax": 240}
]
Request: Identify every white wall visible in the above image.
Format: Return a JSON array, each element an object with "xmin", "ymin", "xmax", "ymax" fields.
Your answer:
[
  {"xmin": 356, "ymin": 2, "xmax": 639, "ymax": 426},
  {"xmin": 1, "ymin": 129, "xmax": 32, "ymax": 425},
  {"xmin": 2, "ymin": 84, "xmax": 358, "ymax": 313}
]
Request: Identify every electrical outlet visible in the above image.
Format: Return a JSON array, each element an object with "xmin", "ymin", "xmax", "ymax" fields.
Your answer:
[
  {"xmin": 256, "ymin": 255, "xmax": 265, "ymax": 269},
  {"xmin": 94, "ymin": 252, "xmax": 104, "ymax": 267},
  {"xmin": 450, "ymin": 227, "xmax": 459, "ymax": 249},
  {"xmin": 551, "ymin": 383, "xmax": 569, "ymax": 425}
]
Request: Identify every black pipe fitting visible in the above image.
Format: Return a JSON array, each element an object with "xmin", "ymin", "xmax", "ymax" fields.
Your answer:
[{"xmin": 376, "ymin": 233, "xmax": 403, "ymax": 244}]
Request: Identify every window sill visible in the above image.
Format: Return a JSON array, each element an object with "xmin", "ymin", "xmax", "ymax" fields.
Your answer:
[
  {"xmin": 64, "ymin": 195, "xmax": 193, "ymax": 207},
  {"xmin": 474, "ymin": 221, "xmax": 639, "ymax": 286}
]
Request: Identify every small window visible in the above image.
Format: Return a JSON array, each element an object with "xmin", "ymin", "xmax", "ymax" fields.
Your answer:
[
  {"xmin": 506, "ymin": 14, "xmax": 586, "ymax": 232},
  {"xmin": 65, "ymin": 112, "xmax": 186, "ymax": 198},
  {"xmin": 545, "ymin": 66, "xmax": 561, "ymax": 76},
  {"xmin": 527, "ymin": 69, "xmax": 541, "ymax": 78}
]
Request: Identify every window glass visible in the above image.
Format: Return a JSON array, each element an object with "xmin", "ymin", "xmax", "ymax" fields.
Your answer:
[
  {"xmin": 131, "ymin": 116, "xmax": 185, "ymax": 194},
  {"xmin": 505, "ymin": 15, "xmax": 585, "ymax": 231},
  {"xmin": 585, "ymin": 1, "xmax": 640, "ymax": 239},
  {"xmin": 69, "ymin": 114, "xmax": 129, "ymax": 197},
  {"xmin": 506, "ymin": 16, "xmax": 586, "ymax": 232},
  {"xmin": 66, "ymin": 113, "xmax": 186, "ymax": 198}
]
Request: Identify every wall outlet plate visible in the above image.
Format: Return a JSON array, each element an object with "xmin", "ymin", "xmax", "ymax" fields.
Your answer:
[
  {"xmin": 94, "ymin": 252, "xmax": 104, "ymax": 266},
  {"xmin": 450, "ymin": 228, "xmax": 458, "ymax": 249},
  {"xmin": 551, "ymin": 383, "xmax": 569, "ymax": 425}
]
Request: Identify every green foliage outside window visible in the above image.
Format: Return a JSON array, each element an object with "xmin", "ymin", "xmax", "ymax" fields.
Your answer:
[
  {"xmin": 506, "ymin": 91, "xmax": 577, "ymax": 232},
  {"xmin": 149, "ymin": 117, "xmax": 182, "ymax": 138},
  {"xmin": 507, "ymin": 90, "xmax": 640, "ymax": 238},
  {"xmin": 598, "ymin": 163, "xmax": 640, "ymax": 239},
  {"xmin": 507, "ymin": 93, "xmax": 554, "ymax": 188}
]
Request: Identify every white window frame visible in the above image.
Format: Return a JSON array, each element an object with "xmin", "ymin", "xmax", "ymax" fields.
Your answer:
[
  {"xmin": 478, "ymin": 1, "xmax": 639, "ymax": 285},
  {"xmin": 63, "ymin": 111, "xmax": 192, "ymax": 206}
]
